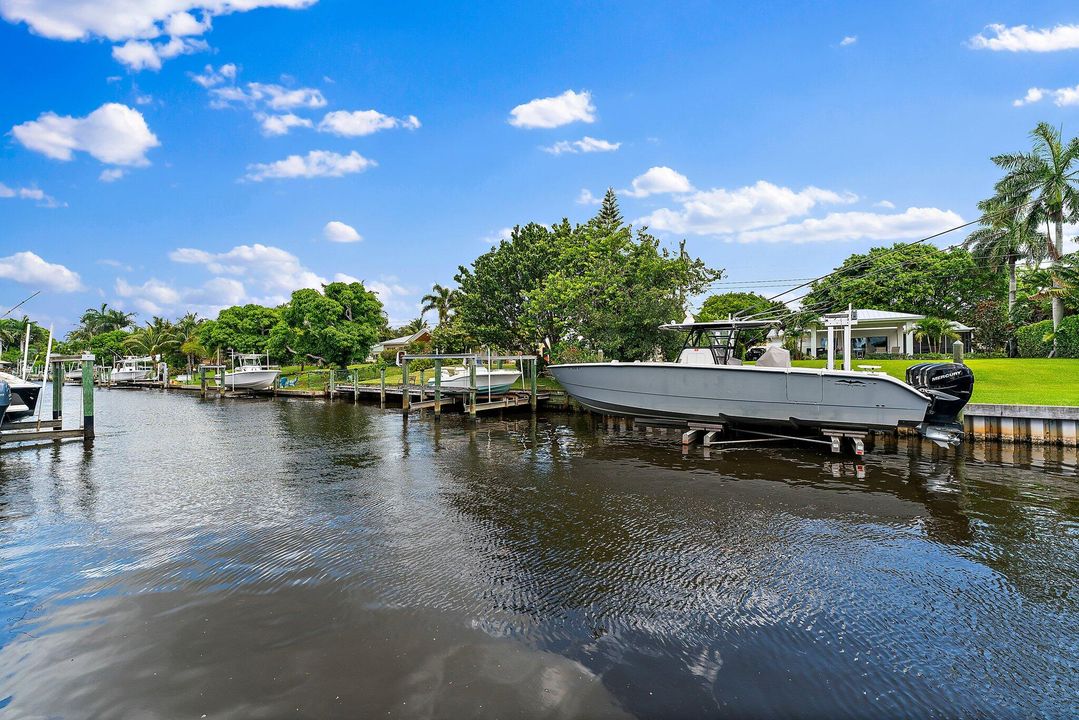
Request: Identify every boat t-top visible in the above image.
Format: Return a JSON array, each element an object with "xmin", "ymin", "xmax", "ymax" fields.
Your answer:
[
  {"xmin": 111, "ymin": 356, "xmax": 153, "ymax": 384},
  {"xmin": 548, "ymin": 317, "xmax": 974, "ymax": 447},
  {"xmin": 219, "ymin": 353, "xmax": 281, "ymax": 391}
]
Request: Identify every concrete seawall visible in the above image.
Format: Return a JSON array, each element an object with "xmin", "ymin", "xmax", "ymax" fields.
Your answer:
[{"xmin": 963, "ymin": 404, "xmax": 1079, "ymax": 446}]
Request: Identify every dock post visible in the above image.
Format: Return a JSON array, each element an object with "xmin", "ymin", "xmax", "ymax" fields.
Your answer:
[
  {"xmin": 419, "ymin": 368, "xmax": 426, "ymax": 403},
  {"xmin": 402, "ymin": 359, "xmax": 410, "ymax": 410},
  {"xmin": 329, "ymin": 369, "xmax": 335, "ymax": 400},
  {"xmin": 352, "ymin": 368, "xmax": 359, "ymax": 403},
  {"xmin": 530, "ymin": 357, "xmax": 537, "ymax": 411},
  {"xmin": 952, "ymin": 340, "xmax": 964, "ymax": 364},
  {"xmin": 199, "ymin": 366, "xmax": 207, "ymax": 398},
  {"xmin": 434, "ymin": 359, "xmax": 442, "ymax": 417},
  {"xmin": 468, "ymin": 362, "xmax": 477, "ymax": 419},
  {"xmin": 52, "ymin": 360, "xmax": 63, "ymax": 421},
  {"xmin": 380, "ymin": 366, "xmax": 386, "ymax": 407},
  {"xmin": 81, "ymin": 353, "xmax": 95, "ymax": 441}
]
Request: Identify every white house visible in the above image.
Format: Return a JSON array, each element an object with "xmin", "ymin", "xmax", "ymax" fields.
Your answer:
[{"xmin": 778, "ymin": 309, "xmax": 973, "ymax": 357}]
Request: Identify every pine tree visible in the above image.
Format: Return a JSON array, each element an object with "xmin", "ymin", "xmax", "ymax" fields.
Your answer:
[{"xmin": 595, "ymin": 187, "xmax": 623, "ymax": 233}]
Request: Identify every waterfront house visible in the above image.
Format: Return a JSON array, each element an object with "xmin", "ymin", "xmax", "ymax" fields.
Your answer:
[
  {"xmin": 367, "ymin": 328, "xmax": 432, "ymax": 361},
  {"xmin": 781, "ymin": 309, "xmax": 974, "ymax": 357}
]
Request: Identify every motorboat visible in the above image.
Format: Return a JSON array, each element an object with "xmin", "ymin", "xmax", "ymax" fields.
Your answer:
[
  {"xmin": 0, "ymin": 364, "xmax": 41, "ymax": 420},
  {"xmin": 111, "ymin": 356, "xmax": 153, "ymax": 384},
  {"xmin": 548, "ymin": 320, "xmax": 974, "ymax": 446},
  {"xmin": 64, "ymin": 365, "xmax": 83, "ymax": 384},
  {"xmin": 427, "ymin": 363, "xmax": 522, "ymax": 394},
  {"xmin": 219, "ymin": 353, "xmax": 280, "ymax": 391}
]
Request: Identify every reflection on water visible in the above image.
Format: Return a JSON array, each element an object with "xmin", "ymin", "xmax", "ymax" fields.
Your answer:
[{"xmin": 0, "ymin": 389, "xmax": 1076, "ymax": 718}]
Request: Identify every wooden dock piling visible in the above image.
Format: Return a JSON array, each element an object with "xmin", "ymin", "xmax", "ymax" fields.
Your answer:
[
  {"xmin": 81, "ymin": 353, "xmax": 94, "ymax": 441},
  {"xmin": 379, "ymin": 367, "xmax": 386, "ymax": 407},
  {"xmin": 401, "ymin": 358, "xmax": 410, "ymax": 411},
  {"xmin": 434, "ymin": 359, "xmax": 442, "ymax": 417},
  {"xmin": 468, "ymin": 363, "xmax": 477, "ymax": 419}
]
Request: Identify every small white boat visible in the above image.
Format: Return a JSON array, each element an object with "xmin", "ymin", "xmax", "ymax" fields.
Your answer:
[
  {"xmin": 219, "ymin": 353, "xmax": 280, "ymax": 391},
  {"xmin": 427, "ymin": 363, "xmax": 522, "ymax": 394},
  {"xmin": 64, "ymin": 365, "xmax": 83, "ymax": 384},
  {"xmin": 111, "ymin": 356, "xmax": 153, "ymax": 384}
]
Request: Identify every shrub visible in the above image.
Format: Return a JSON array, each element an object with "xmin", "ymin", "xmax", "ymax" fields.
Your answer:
[
  {"xmin": 1016, "ymin": 319, "xmax": 1054, "ymax": 357},
  {"xmin": 1054, "ymin": 315, "xmax": 1079, "ymax": 358}
]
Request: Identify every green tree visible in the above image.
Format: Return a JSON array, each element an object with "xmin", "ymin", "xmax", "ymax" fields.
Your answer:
[
  {"xmin": 88, "ymin": 329, "xmax": 131, "ymax": 364},
  {"xmin": 595, "ymin": 187, "xmax": 623, "ymax": 234},
  {"xmin": 697, "ymin": 292, "xmax": 785, "ymax": 321},
  {"xmin": 913, "ymin": 317, "xmax": 956, "ymax": 354},
  {"xmin": 269, "ymin": 282, "xmax": 384, "ymax": 367},
  {"xmin": 992, "ymin": 122, "xmax": 1079, "ymax": 336},
  {"xmin": 964, "ymin": 199, "xmax": 1046, "ymax": 313},
  {"xmin": 802, "ymin": 244, "xmax": 1004, "ymax": 320},
  {"xmin": 198, "ymin": 304, "xmax": 280, "ymax": 356},
  {"xmin": 124, "ymin": 322, "xmax": 180, "ymax": 362},
  {"xmin": 420, "ymin": 283, "xmax": 458, "ymax": 326}
]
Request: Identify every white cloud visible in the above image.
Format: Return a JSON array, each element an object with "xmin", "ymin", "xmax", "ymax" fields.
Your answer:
[
  {"xmin": 115, "ymin": 275, "xmax": 247, "ymax": 316},
  {"xmin": 623, "ymin": 166, "xmax": 694, "ymax": 197},
  {"xmin": 735, "ymin": 207, "xmax": 964, "ymax": 244},
  {"xmin": 169, "ymin": 242, "xmax": 325, "ymax": 297},
  {"xmin": 323, "ymin": 220, "xmax": 361, "ymax": 243},
  {"xmin": 1012, "ymin": 84, "xmax": 1079, "ymax": 107},
  {"xmin": 257, "ymin": 112, "xmax": 312, "ymax": 136},
  {"xmin": 244, "ymin": 149, "xmax": 375, "ymax": 181},
  {"xmin": 482, "ymin": 227, "xmax": 513, "ymax": 244},
  {"xmin": 873, "ymin": 199, "xmax": 895, "ymax": 209},
  {"xmin": 211, "ymin": 82, "xmax": 326, "ymax": 110},
  {"xmin": 970, "ymin": 23, "xmax": 1079, "ymax": 52},
  {"xmin": 509, "ymin": 89, "xmax": 595, "ymax": 129},
  {"xmin": 576, "ymin": 188, "xmax": 600, "ymax": 205},
  {"xmin": 0, "ymin": 251, "xmax": 82, "ymax": 291},
  {"xmin": 839, "ymin": 35, "xmax": 857, "ymax": 46},
  {"xmin": 0, "ymin": 182, "xmax": 63, "ymax": 207},
  {"xmin": 0, "ymin": 1, "xmax": 318, "ymax": 69},
  {"xmin": 98, "ymin": 258, "xmax": 133, "ymax": 271},
  {"xmin": 191, "ymin": 62, "xmax": 237, "ymax": 88},
  {"xmin": 543, "ymin": 136, "xmax": 620, "ymax": 155},
  {"xmin": 12, "ymin": 103, "xmax": 159, "ymax": 166},
  {"xmin": 99, "ymin": 168, "xmax": 125, "ymax": 182},
  {"xmin": 112, "ymin": 36, "xmax": 207, "ymax": 71},
  {"xmin": 317, "ymin": 109, "xmax": 420, "ymax": 137},
  {"xmin": 638, "ymin": 179, "xmax": 858, "ymax": 234},
  {"xmin": 366, "ymin": 276, "xmax": 417, "ymax": 325}
]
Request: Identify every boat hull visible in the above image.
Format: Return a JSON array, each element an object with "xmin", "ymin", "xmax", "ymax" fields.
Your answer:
[
  {"xmin": 220, "ymin": 369, "xmax": 281, "ymax": 391},
  {"xmin": 111, "ymin": 369, "xmax": 151, "ymax": 383},
  {"xmin": 548, "ymin": 362, "xmax": 930, "ymax": 432},
  {"xmin": 0, "ymin": 373, "xmax": 40, "ymax": 420},
  {"xmin": 428, "ymin": 370, "xmax": 522, "ymax": 395}
]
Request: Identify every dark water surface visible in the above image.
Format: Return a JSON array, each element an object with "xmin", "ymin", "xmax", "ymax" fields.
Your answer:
[{"xmin": 1, "ymin": 389, "xmax": 1077, "ymax": 718}]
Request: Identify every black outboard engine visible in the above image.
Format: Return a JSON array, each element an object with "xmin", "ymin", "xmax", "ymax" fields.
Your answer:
[{"xmin": 905, "ymin": 362, "xmax": 975, "ymax": 446}]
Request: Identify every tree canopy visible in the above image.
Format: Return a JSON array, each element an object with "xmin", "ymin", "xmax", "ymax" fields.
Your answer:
[
  {"xmin": 800, "ymin": 243, "xmax": 1004, "ymax": 321},
  {"xmin": 268, "ymin": 281, "xmax": 384, "ymax": 366},
  {"xmin": 198, "ymin": 304, "xmax": 280, "ymax": 355}
]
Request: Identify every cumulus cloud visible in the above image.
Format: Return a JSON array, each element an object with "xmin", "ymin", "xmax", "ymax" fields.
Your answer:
[
  {"xmin": 576, "ymin": 188, "xmax": 600, "ymax": 205},
  {"xmin": 839, "ymin": 35, "xmax": 857, "ymax": 47},
  {"xmin": 0, "ymin": 182, "xmax": 63, "ymax": 207},
  {"xmin": 0, "ymin": 251, "xmax": 82, "ymax": 291},
  {"xmin": 99, "ymin": 168, "xmax": 125, "ymax": 182},
  {"xmin": 0, "ymin": 1, "xmax": 318, "ymax": 69},
  {"xmin": 323, "ymin": 220, "xmax": 361, "ymax": 243},
  {"xmin": 210, "ymin": 81, "xmax": 326, "ymax": 110},
  {"xmin": 317, "ymin": 109, "xmax": 420, "ymax": 136},
  {"xmin": 112, "ymin": 36, "xmax": 208, "ymax": 71},
  {"xmin": 637, "ymin": 178, "xmax": 858, "ymax": 235},
  {"xmin": 509, "ymin": 90, "xmax": 595, "ymax": 129},
  {"xmin": 623, "ymin": 166, "xmax": 694, "ymax": 197},
  {"xmin": 115, "ymin": 276, "xmax": 247, "ymax": 316},
  {"xmin": 244, "ymin": 149, "xmax": 375, "ymax": 181},
  {"xmin": 734, "ymin": 207, "xmax": 964, "ymax": 244},
  {"xmin": 970, "ymin": 23, "xmax": 1079, "ymax": 52},
  {"xmin": 190, "ymin": 62, "xmax": 237, "ymax": 87},
  {"xmin": 873, "ymin": 199, "xmax": 895, "ymax": 209},
  {"xmin": 482, "ymin": 227, "xmax": 513, "ymax": 245},
  {"xmin": 257, "ymin": 112, "xmax": 313, "ymax": 136},
  {"xmin": 169, "ymin": 242, "xmax": 327, "ymax": 302},
  {"xmin": 12, "ymin": 103, "xmax": 159, "ymax": 166},
  {"xmin": 543, "ymin": 136, "xmax": 620, "ymax": 155},
  {"xmin": 365, "ymin": 276, "xmax": 418, "ymax": 325},
  {"xmin": 1012, "ymin": 84, "xmax": 1079, "ymax": 107}
]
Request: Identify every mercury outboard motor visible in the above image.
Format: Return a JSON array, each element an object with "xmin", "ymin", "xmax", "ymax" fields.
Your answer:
[
  {"xmin": 0, "ymin": 380, "xmax": 10, "ymax": 424},
  {"xmin": 905, "ymin": 362, "xmax": 975, "ymax": 447}
]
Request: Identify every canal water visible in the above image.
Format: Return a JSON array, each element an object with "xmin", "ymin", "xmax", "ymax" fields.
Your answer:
[{"xmin": 0, "ymin": 389, "xmax": 1076, "ymax": 719}]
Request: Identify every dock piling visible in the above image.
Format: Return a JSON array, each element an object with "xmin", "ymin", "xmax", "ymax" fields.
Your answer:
[
  {"xmin": 199, "ymin": 366, "xmax": 207, "ymax": 398},
  {"xmin": 51, "ymin": 360, "xmax": 62, "ymax": 421},
  {"xmin": 468, "ymin": 363, "xmax": 477, "ymax": 419},
  {"xmin": 352, "ymin": 368, "xmax": 359, "ymax": 403},
  {"xmin": 81, "ymin": 353, "xmax": 95, "ymax": 441},
  {"xmin": 529, "ymin": 358, "xmax": 538, "ymax": 411},
  {"xmin": 434, "ymin": 359, "xmax": 442, "ymax": 417},
  {"xmin": 402, "ymin": 359, "xmax": 410, "ymax": 411}
]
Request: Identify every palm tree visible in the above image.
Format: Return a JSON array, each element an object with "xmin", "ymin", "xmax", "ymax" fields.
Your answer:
[
  {"xmin": 420, "ymin": 284, "xmax": 458, "ymax": 326},
  {"xmin": 78, "ymin": 303, "xmax": 136, "ymax": 336},
  {"xmin": 173, "ymin": 313, "xmax": 204, "ymax": 374},
  {"xmin": 101, "ymin": 307, "xmax": 136, "ymax": 332},
  {"xmin": 124, "ymin": 322, "xmax": 180, "ymax": 374},
  {"xmin": 399, "ymin": 316, "xmax": 428, "ymax": 335},
  {"xmin": 914, "ymin": 317, "xmax": 952, "ymax": 354},
  {"xmin": 992, "ymin": 122, "xmax": 1079, "ymax": 338},
  {"xmin": 965, "ymin": 199, "xmax": 1046, "ymax": 314}
]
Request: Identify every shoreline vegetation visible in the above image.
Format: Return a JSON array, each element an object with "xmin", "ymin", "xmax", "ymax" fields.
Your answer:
[{"xmin": 2, "ymin": 128, "xmax": 1078, "ymax": 409}]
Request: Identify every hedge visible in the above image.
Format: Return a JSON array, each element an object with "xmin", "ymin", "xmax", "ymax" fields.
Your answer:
[
  {"xmin": 1017, "ymin": 319, "xmax": 1057, "ymax": 358},
  {"xmin": 1055, "ymin": 315, "xmax": 1079, "ymax": 358}
]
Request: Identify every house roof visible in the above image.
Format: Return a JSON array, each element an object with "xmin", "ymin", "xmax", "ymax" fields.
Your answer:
[
  {"xmin": 372, "ymin": 329, "xmax": 431, "ymax": 348},
  {"xmin": 812, "ymin": 309, "xmax": 973, "ymax": 332}
]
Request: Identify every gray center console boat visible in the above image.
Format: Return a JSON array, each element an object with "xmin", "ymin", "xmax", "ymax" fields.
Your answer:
[{"xmin": 548, "ymin": 321, "xmax": 974, "ymax": 446}]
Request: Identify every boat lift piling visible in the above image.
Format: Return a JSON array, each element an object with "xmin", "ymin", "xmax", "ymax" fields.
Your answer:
[{"xmin": 1, "ymin": 353, "xmax": 96, "ymax": 447}]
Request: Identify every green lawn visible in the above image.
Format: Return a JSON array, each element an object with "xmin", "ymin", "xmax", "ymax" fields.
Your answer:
[{"xmin": 790, "ymin": 358, "xmax": 1079, "ymax": 406}]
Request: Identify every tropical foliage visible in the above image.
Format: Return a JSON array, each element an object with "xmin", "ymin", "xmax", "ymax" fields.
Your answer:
[{"xmin": 420, "ymin": 283, "xmax": 458, "ymax": 326}]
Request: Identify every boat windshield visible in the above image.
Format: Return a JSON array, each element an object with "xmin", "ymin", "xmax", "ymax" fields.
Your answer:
[{"xmin": 662, "ymin": 320, "xmax": 776, "ymax": 365}]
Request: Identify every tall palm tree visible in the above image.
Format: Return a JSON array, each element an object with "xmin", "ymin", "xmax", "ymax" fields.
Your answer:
[
  {"xmin": 78, "ymin": 303, "xmax": 136, "ymax": 336},
  {"xmin": 992, "ymin": 122, "xmax": 1079, "ymax": 336},
  {"xmin": 420, "ymin": 283, "xmax": 458, "ymax": 326},
  {"xmin": 124, "ymin": 322, "xmax": 180, "ymax": 372},
  {"xmin": 173, "ymin": 313, "xmax": 204, "ymax": 374},
  {"xmin": 914, "ymin": 317, "xmax": 953, "ymax": 354},
  {"xmin": 400, "ymin": 316, "xmax": 428, "ymax": 335},
  {"xmin": 964, "ymin": 198, "xmax": 1046, "ymax": 313}
]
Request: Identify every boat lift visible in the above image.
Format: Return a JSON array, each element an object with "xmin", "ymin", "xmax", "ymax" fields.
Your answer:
[{"xmin": 397, "ymin": 352, "xmax": 541, "ymax": 417}]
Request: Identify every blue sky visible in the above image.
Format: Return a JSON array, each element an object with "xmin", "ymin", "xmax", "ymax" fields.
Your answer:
[{"xmin": 3, "ymin": 1, "xmax": 1079, "ymax": 330}]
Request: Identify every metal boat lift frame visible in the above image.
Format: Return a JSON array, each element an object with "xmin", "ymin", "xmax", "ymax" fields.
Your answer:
[
  {"xmin": 633, "ymin": 417, "xmax": 868, "ymax": 456},
  {"xmin": 398, "ymin": 353, "xmax": 540, "ymax": 417}
]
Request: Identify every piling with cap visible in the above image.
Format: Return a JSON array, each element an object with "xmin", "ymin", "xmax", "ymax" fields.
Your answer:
[
  {"xmin": 81, "ymin": 353, "xmax": 95, "ymax": 441},
  {"xmin": 434, "ymin": 359, "xmax": 442, "ymax": 417}
]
